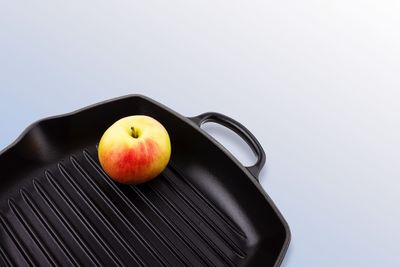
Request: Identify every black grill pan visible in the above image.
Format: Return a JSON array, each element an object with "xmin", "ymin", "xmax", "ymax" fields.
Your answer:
[{"xmin": 0, "ymin": 95, "xmax": 290, "ymax": 267}]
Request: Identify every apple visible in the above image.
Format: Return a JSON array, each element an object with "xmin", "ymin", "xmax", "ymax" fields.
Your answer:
[{"xmin": 98, "ymin": 115, "xmax": 171, "ymax": 184}]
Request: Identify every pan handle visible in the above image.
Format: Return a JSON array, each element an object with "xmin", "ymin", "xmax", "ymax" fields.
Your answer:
[{"xmin": 189, "ymin": 112, "xmax": 266, "ymax": 181}]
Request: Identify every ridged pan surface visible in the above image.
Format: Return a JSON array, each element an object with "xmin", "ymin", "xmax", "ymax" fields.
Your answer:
[{"xmin": 0, "ymin": 95, "xmax": 290, "ymax": 267}]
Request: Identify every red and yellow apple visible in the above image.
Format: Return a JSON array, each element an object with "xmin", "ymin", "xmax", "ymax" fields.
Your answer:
[{"xmin": 98, "ymin": 115, "xmax": 171, "ymax": 184}]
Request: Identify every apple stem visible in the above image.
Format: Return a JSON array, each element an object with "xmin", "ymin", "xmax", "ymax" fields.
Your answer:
[{"xmin": 131, "ymin": 126, "xmax": 138, "ymax": 138}]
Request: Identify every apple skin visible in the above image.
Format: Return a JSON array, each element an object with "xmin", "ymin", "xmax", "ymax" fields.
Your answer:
[{"xmin": 98, "ymin": 115, "xmax": 171, "ymax": 184}]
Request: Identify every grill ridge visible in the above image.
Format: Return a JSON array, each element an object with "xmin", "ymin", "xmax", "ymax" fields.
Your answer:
[
  {"xmin": 8, "ymin": 199, "xmax": 58, "ymax": 266},
  {"xmin": 45, "ymin": 170, "xmax": 124, "ymax": 266},
  {"xmin": 0, "ymin": 213, "xmax": 37, "ymax": 266},
  {"xmin": 33, "ymin": 179, "xmax": 103, "ymax": 266},
  {"xmin": 149, "ymin": 184, "xmax": 236, "ymax": 267},
  {"xmin": 20, "ymin": 189, "xmax": 80, "ymax": 267},
  {"xmin": 162, "ymin": 169, "xmax": 246, "ymax": 257},
  {"xmin": 167, "ymin": 165, "xmax": 246, "ymax": 239},
  {"xmin": 0, "ymin": 245, "xmax": 12, "ymax": 267},
  {"xmin": 58, "ymin": 161, "xmax": 147, "ymax": 266},
  {"xmin": 82, "ymin": 149, "xmax": 191, "ymax": 267}
]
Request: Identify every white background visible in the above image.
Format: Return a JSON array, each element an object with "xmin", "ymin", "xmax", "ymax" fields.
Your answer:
[{"xmin": 1, "ymin": 1, "xmax": 400, "ymax": 266}]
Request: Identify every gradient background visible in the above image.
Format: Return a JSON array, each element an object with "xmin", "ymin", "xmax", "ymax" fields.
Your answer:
[{"xmin": 1, "ymin": 1, "xmax": 400, "ymax": 266}]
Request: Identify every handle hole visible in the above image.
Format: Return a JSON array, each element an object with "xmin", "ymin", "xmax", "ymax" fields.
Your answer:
[{"xmin": 200, "ymin": 122, "xmax": 257, "ymax": 167}]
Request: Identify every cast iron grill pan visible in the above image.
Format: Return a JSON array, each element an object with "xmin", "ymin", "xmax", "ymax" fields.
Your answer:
[{"xmin": 0, "ymin": 95, "xmax": 290, "ymax": 267}]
